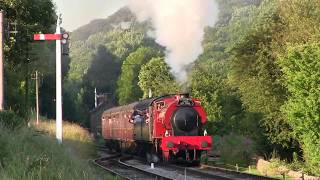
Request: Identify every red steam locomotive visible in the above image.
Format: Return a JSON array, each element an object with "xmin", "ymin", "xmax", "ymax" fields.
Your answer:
[{"xmin": 101, "ymin": 93, "xmax": 212, "ymax": 163}]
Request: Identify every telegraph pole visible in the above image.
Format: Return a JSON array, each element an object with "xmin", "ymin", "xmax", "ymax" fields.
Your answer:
[
  {"xmin": 94, "ymin": 88, "xmax": 97, "ymax": 108},
  {"xmin": 32, "ymin": 71, "xmax": 40, "ymax": 125},
  {"xmin": 36, "ymin": 71, "xmax": 39, "ymax": 125},
  {"xmin": 0, "ymin": 10, "xmax": 4, "ymax": 110}
]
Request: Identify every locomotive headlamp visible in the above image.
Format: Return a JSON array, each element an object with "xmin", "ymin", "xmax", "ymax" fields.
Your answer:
[
  {"xmin": 201, "ymin": 141, "xmax": 208, "ymax": 148},
  {"xmin": 203, "ymin": 129, "xmax": 207, "ymax": 136},
  {"xmin": 167, "ymin": 141, "xmax": 174, "ymax": 148}
]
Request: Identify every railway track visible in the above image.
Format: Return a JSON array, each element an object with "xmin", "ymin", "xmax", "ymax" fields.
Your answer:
[
  {"xmin": 93, "ymin": 156, "xmax": 170, "ymax": 180},
  {"xmin": 93, "ymin": 148, "xmax": 276, "ymax": 179},
  {"xmin": 122, "ymin": 158, "xmax": 277, "ymax": 180},
  {"xmin": 94, "ymin": 156, "xmax": 276, "ymax": 179},
  {"xmin": 196, "ymin": 164, "xmax": 275, "ymax": 180}
]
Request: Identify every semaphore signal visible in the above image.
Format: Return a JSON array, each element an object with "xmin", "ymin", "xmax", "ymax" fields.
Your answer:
[
  {"xmin": 33, "ymin": 34, "xmax": 62, "ymax": 41},
  {"xmin": 33, "ymin": 16, "xmax": 68, "ymax": 144}
]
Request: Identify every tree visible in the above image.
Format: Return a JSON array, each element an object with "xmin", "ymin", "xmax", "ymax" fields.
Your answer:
[
  {"xmin": 190, "ymin": 61, "xmax": 243, "ymax": 133},
  {"xmin": 279, "ymin": 43, "xmax": 320, "ymax": 175},
  {"xmin": 65, "ymin": 7, "xmax": 162, "ymax": 123},
  {"xmin": 104, "ymin": 24, "xmax": 147, "ymax": 60},
  {"xmin": 71, "ymin": 7, "xmax": 135, "ymax": 42},
  {"xmin": 138, "ymin": 58, "xmax": 180, "ymax": 98},
  {"xmin": 117, "ymin": 47, "xmax": 163, "ymax": 105},
  {"xmin": 1, "ymin": 0, "xmax": 56, "ymax": 117},
  {"xmin": 274, "ymin": 0, "xmax": 320, "ymax": 47},
  {"xmin": 83, "ymin": 45, "xmax": 121, "ymax": 108},
  {"xmin": 227, "ymin": 1, "xmax": 293, "ymax": 147}
]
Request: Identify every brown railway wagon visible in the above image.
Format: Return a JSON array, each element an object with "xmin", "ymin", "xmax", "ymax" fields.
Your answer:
[
  {"xmin": 101, "ymin": 98, "xmax": 155, "ymax": 142},
  {"xmin": 101, "ymin": 102, "xmax": 137, "ymax": 141},
  {"xmin": 90, "ymin": 102, "xmax": 112, "ymax": 138}
]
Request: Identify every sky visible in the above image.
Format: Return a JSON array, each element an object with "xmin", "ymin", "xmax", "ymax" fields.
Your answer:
[{"xmin": 53, "ymin": 0, "xmax": 129, "ymax": 31}]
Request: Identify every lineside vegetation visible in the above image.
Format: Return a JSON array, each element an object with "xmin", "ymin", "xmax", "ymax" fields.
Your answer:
[{"xmin": 0, "ymin": 114, "xmax": 113, "ymax": 179}]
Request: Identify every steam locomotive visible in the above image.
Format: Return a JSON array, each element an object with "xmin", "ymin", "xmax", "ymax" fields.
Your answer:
[{"xmin": 101, "ymin": 93, "xmax": 212, "ymax": 163}]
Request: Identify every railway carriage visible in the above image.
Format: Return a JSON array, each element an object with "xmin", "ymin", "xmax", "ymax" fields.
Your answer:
[{"xmin": 101, "ymin": 93, "xmax": 212, "ymax": 163}]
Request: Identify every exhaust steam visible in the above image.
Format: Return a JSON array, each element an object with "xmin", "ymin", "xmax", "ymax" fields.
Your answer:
[{"xmin": 128, "ymin": 0, "xmax": 219, "ymax": 82}]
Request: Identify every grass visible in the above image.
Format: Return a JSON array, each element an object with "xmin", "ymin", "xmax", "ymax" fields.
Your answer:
[
  {"xmin": 0, "ymin": 119, "xmax": 114, "ymax": 180},
  {"xmin": 33, "ymin": 120, "xmax": 95, "ymax": 159},
  {"xmin": 206, "ymin": 134, "xmax": 293, "ymax": 179}
]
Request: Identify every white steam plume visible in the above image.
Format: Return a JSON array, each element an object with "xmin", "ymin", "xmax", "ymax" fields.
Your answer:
[{"xmin": 128, "ymin": 0, "xmax": 219, "ymax": 82}]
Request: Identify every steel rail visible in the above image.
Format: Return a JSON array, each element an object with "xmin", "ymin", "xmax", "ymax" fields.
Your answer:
[{"xmin": 93, "ymin": 156, "xmax": 172, "ymax": 180}]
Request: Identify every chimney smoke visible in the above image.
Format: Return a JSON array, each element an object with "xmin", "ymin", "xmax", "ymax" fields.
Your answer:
[{"xmin": 128, "ymin": 0, "xmax": 219, "ymax": 82}]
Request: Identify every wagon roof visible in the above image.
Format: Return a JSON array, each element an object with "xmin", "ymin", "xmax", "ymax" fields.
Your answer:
[
  {"xmin": 103, "ymin": 102, "xmax": 137, "ymax": 114},
  {"xmin": 103, "ymin": 94, "xmax": 178, "ymax": 114},
  {"xmin": 134, "ymin": 98, "xmax": 156, "ymax": 111}
]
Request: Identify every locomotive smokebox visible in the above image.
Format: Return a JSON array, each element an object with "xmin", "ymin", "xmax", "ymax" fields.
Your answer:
[{"xmin": 171, "ymin": 107, "xmax": 200, "ymax": 136}]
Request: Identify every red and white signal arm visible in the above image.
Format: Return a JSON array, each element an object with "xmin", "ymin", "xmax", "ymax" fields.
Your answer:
[
  {"xmin": 34, "ymin": 33, "xmax": 69, "ymax": 43},
  {"xmin": 34, "ymin": 34, "xmax": 62, "ymax": 41}
]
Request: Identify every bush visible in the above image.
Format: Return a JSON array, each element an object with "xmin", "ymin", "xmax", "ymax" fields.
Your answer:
[
  {"xmin": 0, "ymin": 134, "xmax": 8, "ymax": 169},
  {"xmin": 218, "ymin": 134, "xmax": 256, "ymax": 167},
  {"xmin": 0, "ymin": 110, "xmax": 25, "ymax": 129},
  {"xmin": 279, "ymin": 43, "xmax": 320, "ymax": 175},
  {"xmin": 0, "ymin": 125, "xmax": 111, "ymax": 179}
]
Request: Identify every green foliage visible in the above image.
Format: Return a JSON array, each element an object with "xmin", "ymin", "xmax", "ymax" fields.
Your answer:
[
  {"xmin": 217, "ymin": 134, "xmax": 256, "ymax": 166},
  {"xmin": 190, "ymin": 0, "xmax": 268, "ymax": 147},
  {"xmin": 215, "ymin": 0, "xmax": 262, "ymax": 26},
  {"xmin": 138, "ymin": 58, "xmax": 180, "ymax": 97},
  {"xmin": 194, "ymin": 0, "xmax": 320, "ymax": 170},
  {"xmin": 69, "ymin": 23, "xmax": 149, "ymax": 82},
  {"xmin": 0, "ymin": 125, "xmax": 112, "ymax": 179},
  {"xmin": 29, "ymin": 30, "xmax": 70, "ymax": 119},
  {"xmin": 65, "ymin": 8, "xmax": 161, "ymax": 123},
  {"xmin": 1, "ymin": 0, "xmax": 56, "ymax": 118},
  {"xmin": 105, "ymin": 25, "xmax": 148, "ymax": 59},
  {"xmin": 228, "ymin": 0, "xmax": 292, "ymax": 146},
  {"xmin": 279, "ymin": 43, "xmax": 320, "ymax": 175},
  {"xmin": 117, "ymin": 47, "xmax": 163, "ymax": 105},
  {"xmin": 275, "ymin": 0, "xmax": 320, "ymax": 46},
  {"xmin": 190, "ymin": 61, "xmax": 245, "ymax": 134},
  {"xmin": 83, "ymin": 45, "xmax": 121, "ymax": 109},
  {"xmin": 0, "ymin": 0, "xmax": 55, "ymax": 32},
  {"xmin": 0, "ymin": 111, "xmax": 24, "ymax": 129},
  {"xmin": 71, "ymin": 7, "xmax": 135, "ymax": 41}
]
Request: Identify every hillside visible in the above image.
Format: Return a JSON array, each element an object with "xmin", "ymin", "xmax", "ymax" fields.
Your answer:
[
  {"xmin": 64, "ymin": 6, "xmax": 161, "ymax": 125},
  {"xmin": 71, "ymin": 7, "xmax": 136, "ymax": 41}
]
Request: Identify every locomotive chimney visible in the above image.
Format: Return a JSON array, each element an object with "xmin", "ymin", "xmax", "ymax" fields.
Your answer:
[{"xmin": 175, "ymin": 93, "xmax": 190, "ymax": 100}]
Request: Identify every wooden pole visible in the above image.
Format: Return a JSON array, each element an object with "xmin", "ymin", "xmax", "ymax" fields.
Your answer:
[
  {"xmin": 0, "ymin": 10, "xmax": 4, "ymax": 110},
  {"xmin": 35, "ymin": 70, "xmax": 39, "ymax": 125},
  {"xmin": 94, "ymin": 88, "xmax": 97, "ymax": 108}
]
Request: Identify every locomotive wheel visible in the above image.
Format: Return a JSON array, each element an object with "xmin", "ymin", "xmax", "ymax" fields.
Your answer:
[
  {"xmin": 191, "ymin": 160, "xmax": 200, "ymax": 166},
  {"xmin": 146, "ymin": 152, "xmax": 160, "ymax": 163},
  {"xmin": 146, "ymin": 144, "xmax": 160, "ymax": 163}
]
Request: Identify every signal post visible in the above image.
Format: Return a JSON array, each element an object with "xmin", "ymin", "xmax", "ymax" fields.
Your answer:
[
  {"xmin": 0, "ymin": 11, "xmax": 4, "ymax": 110},
  {"xmin": 33, "ymin": 18, "xmax": 68, "ymax": 143}
]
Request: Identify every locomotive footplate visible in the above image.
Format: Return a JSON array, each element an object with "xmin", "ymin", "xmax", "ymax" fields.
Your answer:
[{"xmin": 160, "ymin": 136, "xmax": 212, "ymax": 160}]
